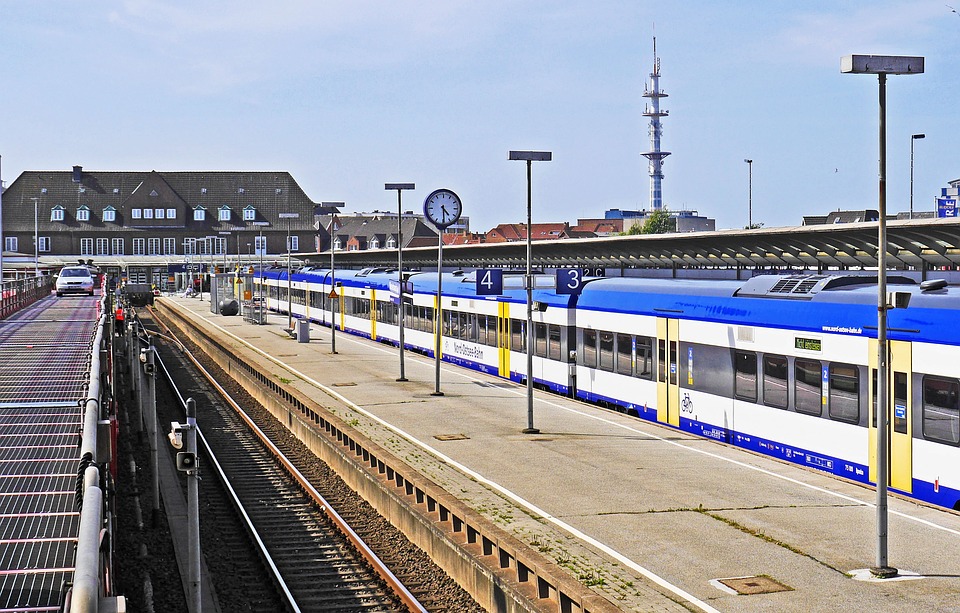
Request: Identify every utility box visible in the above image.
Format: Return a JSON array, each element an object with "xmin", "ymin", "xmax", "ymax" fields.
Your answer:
[
  {"xmin": 296, "ymin": 318, "xmax": 310, "ymax": 343},
  {"xmin": 124, "ymin": 283, "xmax": 154, "ymax": 307}
]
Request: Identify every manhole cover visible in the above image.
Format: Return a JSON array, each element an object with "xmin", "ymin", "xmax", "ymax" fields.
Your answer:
[
  {"xmin": 434, "ymin": 434, "xmax": 469, "ymax": 441},
  {"xmin": 717, "ymin": 575, "xmax": 793, "ymax": 595},
  {"xmin": 332, "ymin": 382, "xmax": 357, "ymax": 387}
]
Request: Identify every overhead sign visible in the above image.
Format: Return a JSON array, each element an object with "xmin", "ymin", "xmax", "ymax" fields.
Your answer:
[
  {"xmin": 556, "ymin": 268, "xmax": 584, "ymax": 295},
  {"xmin": 278, "ymin": 212, "xmax": 300, "ymax": 219},
  {"xmin": 476, "ymin": 269, "xmax": 503, "ymax": 296}
]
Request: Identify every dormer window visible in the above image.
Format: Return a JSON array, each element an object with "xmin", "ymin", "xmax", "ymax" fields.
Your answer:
[
  {"xmin": 103, "ymin": 206, "xmax": 117, "ymax": 222},
  {"xmin": 219, "ymin": 205, "xmax": 232, "ymax": 222},
  {"xmin": 333, "ymin": 238, "xmax": 342, "ymax": 251},
  {"xmin": 370, "ymin": 237, "xmax": 380, "ymax": 249},
  {"xmin": 193, "ymin": 206, "xmax": 206, "ymax": 221},
  {"xmin": 51, "ymin": 205, "xmax": 65, "ymax": 222},
  {"xmin": 386, "ymin": 236, "xmax": 396, "ymax": 249},
  {"xmin": 243, "ymin": 205, "xmax": 256, "ymax": 221},
  {"xmin": 77, "ymin": 205, "xmax": 90, "ymax": 222}
]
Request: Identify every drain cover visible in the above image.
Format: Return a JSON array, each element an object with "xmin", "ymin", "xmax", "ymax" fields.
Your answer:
[
  {"xmin": 332, "ymin": 382, "xmax": 357, "ymax": 387},
  {"xmin": 717, "ymin": 575, "xmax": 793, "ymax": 595},
  {"xmin": 434, "ymin": 433, "xmax": 469, "ymax": 441}
]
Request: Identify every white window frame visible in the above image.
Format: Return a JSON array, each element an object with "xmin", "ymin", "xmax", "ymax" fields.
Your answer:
[
  {"xmin": 286, "ymin": 235, "xmax": 299, "ymax": 252},
  {"xmin": 4, "ymin": 237, "xmax": 17, "ymax": 252},
  {"xmin": 219, "ymin": 207, "xmax": 231, "ymax": 222},
  {"xmin": 143, "ymin": 209, "xmax": 154, "ymax": 219},
  {"xmin": 80, "ymin": 238, "xmax": 93, "ymax": 255},
  {"xmin": 38, "ymin": 236, "xmax": 51, "ymax": 252},
  {"xmin": 131, "ymin": 208, "xmax": 142, "ymax": 219},
  {"xmin": 133, "ymin": 238, "xmax": 145, "ymax": 256},
  {"xmin": 254, "ymin": 235, "xmax": 267, "ymax": 256},
  {"xmin": 51, "ymin": 207, "xmax": 65, "ymax": 222},
  {"xmin": 77, "ymin": 207, "xmax": 90, "ymax": 222},
  {"xmin": 96, "ymin": 238, "xmax": 109, "ymax": 255},
  {"xmin": 155, "ymin": 209, "xmax": 165, "ymax": 219},
  {"xmin": 103, "ymin": 207, "xmax": 116, "ymax": 222},
  {"xmin": 386, "ymin": 236, "xmax": 396, "ymax": 249},
  {"xmin": 370, "ymin": 238, "xmax": 380, "ymax": 249},
  {"xmin": 147, "ymin": 238, "xmax": 160, "ymax": 255},
  {"xmin": 243, "ymin": 206, "xmax": 256, "ymax": 221},
  {"xmin": 193, "ymin": 208, "xmax": 206, "ymax": 221},
  {"xmin": 167, "ymin": 208, "xmax": 177, "ymax": 219},
  {"xmin": 111, "ymin": 238, "xmax": 124, "ymax": 256},
  {"xmin": 164, "ymin": 238, "xmax": 176, "ymax": 255}
]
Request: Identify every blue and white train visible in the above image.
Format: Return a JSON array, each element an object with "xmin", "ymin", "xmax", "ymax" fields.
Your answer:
[{"xmin": 257, "ymin": 266, "xmax": 960, "ymax": 512}]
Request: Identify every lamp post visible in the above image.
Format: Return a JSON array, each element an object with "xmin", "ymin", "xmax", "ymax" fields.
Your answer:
[
  {"xmin": 322, "ymin": 202, "xmax": 344, "ymax": 354},
  {"xmin": 744, "ymin": 159, "xmax": 753, "ymax": 229},
  {"xmin": 909, "ymin": 134, "xmax": 925, "ymax": 220},
  {"xmin": 278, "ymin": 212, "xmax": 300, "ymax": 331},
  {"xmin": 842, "ymin": 53, "xmax": 923, "ymax": 579},
  {"xmin": 386, "ymin": 183, "xmax": 415, "ymax": 382},
  {"xmin": 509, "ymin": 150, "xmax": 552, "ymax": 434}
]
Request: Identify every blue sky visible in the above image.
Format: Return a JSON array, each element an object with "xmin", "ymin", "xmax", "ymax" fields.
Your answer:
[{"xmin": 1, "ymin": 1, "xmax": 957, "ymax": 232}]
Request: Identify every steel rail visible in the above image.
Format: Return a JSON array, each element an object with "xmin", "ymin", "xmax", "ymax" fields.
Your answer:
[{"xmin": 146, "ymin": 307, "xmax": 427, "ymax": 613}]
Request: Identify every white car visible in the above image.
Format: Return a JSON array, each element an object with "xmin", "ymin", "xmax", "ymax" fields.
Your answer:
[{"xmin": 56, "ymin": 266, "xmax": 96, "ymax": 297}]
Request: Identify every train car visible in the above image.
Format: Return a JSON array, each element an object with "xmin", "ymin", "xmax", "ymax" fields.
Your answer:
[
  {"xmin": 255, "ymin": 266, "xmax": 960, "ymax": 511},
  {"xmin": 574, "ymin": 273, "xmax": 960, "ymax": 511}
]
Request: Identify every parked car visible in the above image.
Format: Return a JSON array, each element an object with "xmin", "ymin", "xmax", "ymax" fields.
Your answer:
[{"xmin": 55, "ymin": 266, "xmax": 95, "ymax": 297}]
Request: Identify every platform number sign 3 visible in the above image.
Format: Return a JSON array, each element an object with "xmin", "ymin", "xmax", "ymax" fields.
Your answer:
[
  {"xmin": 556, "ymin": 268, "xmax": 584, "ymax": 295},
  {"xmin": 476, "ymin": 269, "xmax": 503, "ymax": 296}
]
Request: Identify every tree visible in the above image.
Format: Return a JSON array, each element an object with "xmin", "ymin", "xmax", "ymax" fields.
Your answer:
[{"xmin": 622, "ymin": 208, "xmax": 674, "ymax": 235}]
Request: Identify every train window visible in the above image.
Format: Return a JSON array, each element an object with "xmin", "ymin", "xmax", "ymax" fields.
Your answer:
[
  {"xmin": 658, "ymin": 339, "xmax": 666, "ymax": 383},
  {"xmin": 511, "ymin": 319, "xmax": 525, "ymax": 352},
  {"xmin": 828, "ymin": 363, "xmax": 860, "ymax": 424},
  {"xmin": 636, "ymin": 337, "xmax": 653, "ymax": 380},
  {"xmin": 535, "ymin": 322, "xmax": 548, "ymax": 357},
  {"xmin": 893, "ymin": 372, "xmax": 908, "ymax": 434},
  {"xmin": 669, "ymin": 341, "xmax": 678, "ymax": 385},
  {"xmin": 548, "ymin": 325, "xmax": 562, "ymax": 361},
  {"xmin": 581, "ymin": 329, "xmax": 597, "ymax": 368},
  {"xmin": 487, "ymin": 316, "xmax": 498, "ymax": 347},
  {"xmin": 922, "ymin": 376, "xmax": 960, "ymax": 445},
  {"xmin": 734, "ymin": 351, "xmax": 757, "ymax": 402},
  {"xmin": 598, "ymin": 332, "xmax": 615, "ymax": 372},
  {"xmin": 795, "ymin": 358, "xmax": 822, "ymax": 416},
  {"xmin": 616, "ymin": 334, "xmax": 632, "ymax": 375},
  {"xmin": 762, "ymin": 354, "xmax": 788, "ymax": 409}
]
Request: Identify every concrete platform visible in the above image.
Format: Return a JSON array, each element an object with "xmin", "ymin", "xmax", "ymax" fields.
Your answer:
[{"xmin": 161, "ymin": 295, "xmax": 960, "ymax": 612}]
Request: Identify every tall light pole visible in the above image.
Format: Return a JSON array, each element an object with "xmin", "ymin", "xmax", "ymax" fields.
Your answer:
[
  {"xmin": 386, "ymin": 183, "xmax": 415, "ymax": 382},
  {"xmin": 323, "ymin": 202, "xmax": 344, "ymax": 354},
  {"xmin": 909, "ymin": 134, "xmax": 925, "ymax": 220},
  {"xmin": 744, "ymin": 159, "xmax": 753, "ymax": 229},
  {"xmin": 278, "ymin": 212, "xmax": 300, "ymax": 331},
  {"xmin": 842, "ymin": 53, "xmax": 923, "ymax": 579},
  {"xmin": 30, "ymin": 197, "xmax": 39, "ymax": 277},
  {"xmin": 509, "ymin": 150, "xmax": 552, "ymax": 434}
]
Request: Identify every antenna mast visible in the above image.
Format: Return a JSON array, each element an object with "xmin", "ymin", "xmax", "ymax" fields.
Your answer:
[{"xmin": 641, "ymin": 37, "xmax": 671, "ymax": 210}]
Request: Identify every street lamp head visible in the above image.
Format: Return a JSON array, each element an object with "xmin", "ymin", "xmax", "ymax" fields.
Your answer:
[
  {"xmin": 840, "ymin": 54, "xmax": 924, "ymax": 75},
  {"xmin": 509, "ymin": 151, "xmax": 552, "ymax": 162},
  {"xmin": 385, "ymin": 183, "xmax": 415, "ymax": 191},
  {"xmin": 744, "ymin": 159, "xmax": 752, "ymax": 164},
  {"xmin": 912, "ymin": 133, "xmax": 926, "ymax": 140}
]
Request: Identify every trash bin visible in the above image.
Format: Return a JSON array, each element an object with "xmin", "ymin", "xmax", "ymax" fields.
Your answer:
[
  {"xmin": 295, "ymin": 318, "xmax": 310, "ymax": 343},
  {"xmin": 218, "ymin": 299, "xmax": 239, "ymax": 316}
]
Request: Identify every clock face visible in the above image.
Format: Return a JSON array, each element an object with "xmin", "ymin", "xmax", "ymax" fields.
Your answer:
[{"xmin": 423, "ymin": 189, "xmax": 462, "ymax": 229}]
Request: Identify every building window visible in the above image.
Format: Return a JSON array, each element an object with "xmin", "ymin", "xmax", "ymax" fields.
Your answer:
[
  {"xmin": 164, "ymin": 238, "xmax": 176, "ymax": 255},
  {"xmin": 147, "ymin": 238, "xmax": 160, "ymax": 255},
  {"xmin": 243, "ymin": 206, "xmax": 256, "ymax": 221},
  {"xmin": 112, "ymin": 238, "xmax": 124, "ymax": 255},
  {"xmin": 370, "ymin": 238, "xmax": 380, "ymax": 249},
  {"xmin": 167, "ymin": 208, "xmax": 177, "ymax": 219},
  {"xmin": 131, "ymin": 208, "xmax": 142, "ymax": 219},
  {"xmin": 77, "ymin": 206, "xmax": 90, "ymax": 222},
  {"xmin": 254, "ymin": 235, "xmax": 267, "ymax": 255},
  {"xmin": 287, "ymin": 235, "xmax": 299, "ymax": 252},
  {"xmin": 333, "ymin": 238, "xmax": 342, "ymax": 251},
  {"xmin": 133, "ymin": 238, "xmax": 145, "ymax": 255},
  {"xmin": 144, "ymin": 208, "xmax": 154, "ymax": 219},
  {"xmin": 51, "ymin": 206, "xmax": 65, "ymax": 222},
  {"xmin": 96, "ymin": 238, "xmax": 109, "ymax": 255},
  {"xmin": 155, "ymin": 209, "xmax": 165, "ymax": 219},
  {"xmin": 38, "ymin": 237, "xmax": 51, "ymax": 252},
  {"xmin": 4, "ymin": 237, "xmax": 16, "ymax": 252},
  {"xmin": 386, "ymin": 236, "xmax": 396, "ymax": 249},
  {"xmin": 80, "ymin": 238, "xmax": 93, "ymax": 255},
  {"xmin": 219, "ymin": 206, "xmax": 231, "ymax": 221},
  {"xmin": 193, "ymin": 207, "xmax": 206, "ymax": 221},
  {"xmin": 103, "ymin": 207, "xmax": 116, "ymax": 222}
]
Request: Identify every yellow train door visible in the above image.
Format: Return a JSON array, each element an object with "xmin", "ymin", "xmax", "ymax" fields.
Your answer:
[
  {"xmin": 869, "ymin": 339, "xmax": 913, "ymax": 493},
  {"xmin": 498, "ymin": 302, "xmax": 511, "ymax": 378},
  {"xmin": 656, "ymin": 318, "xmax": 681, "ymax": 427}
]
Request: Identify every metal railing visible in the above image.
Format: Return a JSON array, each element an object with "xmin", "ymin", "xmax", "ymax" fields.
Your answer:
[{"xmin": 0, "ymin": 275, "xmax": 52, "ymax": 319}]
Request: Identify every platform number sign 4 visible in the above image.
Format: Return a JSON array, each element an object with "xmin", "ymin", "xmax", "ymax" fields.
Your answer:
[
  {"xmin": 476, "ymin": 269, "xmax": 503, "ymax": 296},
  {"xmin": 556, "ymin": 268, "xmax": 584, "ymax": 295}
]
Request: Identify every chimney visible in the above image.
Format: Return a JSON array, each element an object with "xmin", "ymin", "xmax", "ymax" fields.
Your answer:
[{"xmin": 72, "ymin": 165, "xmax": 83, "ymax": 183}]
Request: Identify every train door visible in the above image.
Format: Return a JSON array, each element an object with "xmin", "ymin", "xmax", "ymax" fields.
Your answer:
[
  {"xmin": 498, "ymin": 302, "xmax": 511, "ymax": 378},
  {"xmin": 869, "ymin": 339, "xmax": 913, "ymax": 493},
  {"xmin": 656, "ymin": 318, "xmax": 681, "ymax": 427},
  {"xmin": 369, "ymin": 289, "xmax": 376, "ymax": 340}
]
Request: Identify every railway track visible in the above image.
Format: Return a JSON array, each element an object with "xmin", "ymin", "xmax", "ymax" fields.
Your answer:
[{"xmin": 139, "ymin": 309, "xmax": 438, "ymax": 612}]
